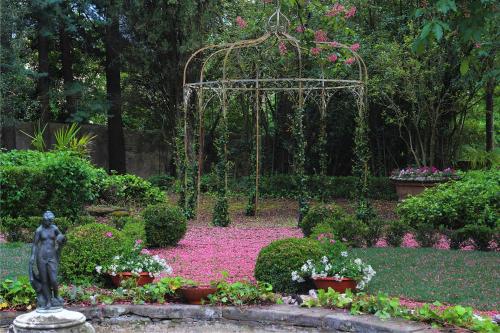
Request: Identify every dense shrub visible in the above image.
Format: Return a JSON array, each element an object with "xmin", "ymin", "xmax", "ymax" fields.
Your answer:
[
  {"xmin": 0, "ymin": 150, "xmax": 106, "ymax": 218},
  {"xmin": 299, "ymin": 204, "xmax": 345, "ymax": 237},
  {"xmin": 121, "ymin": 217, "xmax": 146, "ymax": 245},
  {"xmin": 0, "ymin": 216, "xmax": 80, "ymax": 242},
  {"xmin": 364, "ymin": 218, "xmax": 386, "ymax": 247},
  {"xmin": 99, "ymin": 174, "xmax": 166, "ymax": 207},
  {"xmin": 142, "ymin": 204, "xmax": 187, "ymax": 247},
  {"xmin": 147, "ymin": 174, "xmax": 176, "ymax": 191},
  {"xmin": 386, "ymin": 220, "xmax": 409, "ymax": 247},
  {"xmin": 60, "ymin": 223, "xmax": 127, "ymax": 283},
  {"xmin": 329, "ymin": 215, "xmax": 368, "ymax": 247},
  {"xmin": 398, "ymin": 170, "xmax": 499, "ymax": 250},
  {"xmin": 254, "ymin": 238, "xmax": 323, "ymax": 293}
]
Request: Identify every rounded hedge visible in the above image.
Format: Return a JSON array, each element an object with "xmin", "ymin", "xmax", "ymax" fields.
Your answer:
[
  {"xmin": 60, "ymin": 223, "xmax": 127, "ymax": 283},
  {"xmin": 299, "ymin": 204, "xmax": 344, "ymax": 237},
  {"xmin": 142, "ymin": 204, "xmax": 187, "ymax": 247},
  {"xmin": 254, "ymin": 238, "xmax": 323, "ymax": 293}
]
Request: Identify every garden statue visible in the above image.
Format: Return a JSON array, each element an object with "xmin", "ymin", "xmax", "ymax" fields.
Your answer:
[{"xmin": 29, "ymin": 211, "xmax": 66, "ymax": 311}]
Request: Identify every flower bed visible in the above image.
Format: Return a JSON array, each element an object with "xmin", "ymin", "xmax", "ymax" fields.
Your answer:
[{"xmin": 150, "ymin": 226, "xmax": 302, "ymax": 284}]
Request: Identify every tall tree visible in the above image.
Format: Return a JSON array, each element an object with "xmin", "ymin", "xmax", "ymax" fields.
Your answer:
[
  {"xmin": 58, "ymin": 1, "xmax": 77, "ymax": 121},
  {"xmin": 33, "ymin": 1, "xmax": 52, "ymax": 124},
  {"xmin": 104, "ymin": 1, "xmax": 126, "ymax": 173}
]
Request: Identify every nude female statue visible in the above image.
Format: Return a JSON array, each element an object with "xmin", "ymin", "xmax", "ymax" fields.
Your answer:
[{"xmin": 29, "ymin": 211, "xmax": 66, "ymax": 310}]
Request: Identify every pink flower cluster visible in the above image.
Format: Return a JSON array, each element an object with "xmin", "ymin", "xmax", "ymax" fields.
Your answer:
[
  {"xmin": 391, "ymin": 166, "xmax": 456, "ymax": 179},
  {"xmin": 236, "ymin": 16, "xmax": 247, "ymax": 28},
  {"xmin": 345, "ymin": 57, "xmax": 356, "ymax": 65},
  {"xmin": 151, "ymin": 226, "xmax": 302, "ymax": 284},
  {"xmin": 314, "ymin": 30, "xmax": 328, "ymax": 43},
  {"xmin": 326, "ymin": 3, "xmax": 357, "ymax": 19},
  {"xmin": 278, "ymin": 41, "xmax": 287, "ymax": 55},
  {"xmin": 310, "ymin": 47, "xmax": 321, "ymax": 56},
  {"xmin": 349, "ymin": 43, "xmax": 360, "ymax": 52},
  {"xmin": 296, "ymin": 25, "xmax": 305, "ymax": 33}
]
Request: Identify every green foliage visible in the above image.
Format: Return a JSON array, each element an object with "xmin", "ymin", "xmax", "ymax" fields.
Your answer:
[
  {"xmin": 255, "ymin": 175, "xmax": 396, "ymax": 201},
  {"xmin": 209, "ymin": 278, "xmax": 277, "ymax": 306},
  {"xmin": 60, "ymin": 223, "xmax": 127, "ymax": 283},
  {"xmin": 147, "ymin": 174, "xmax": 176, "ymax": 191},
  {"xmin": 212, "ymin": 113, "xmax": 230, "ymax": 227},
  {"xmin": 121, "ymin": 217, "xmax": 146, "ymax": 246},
  {"xmin": 299, "ymin": 204, "xmax": 345, "ymax": 237},
  {"xmin": 385, "ymin": 220, "xmax": 410, "ymax": 247},
  {"xmin": 142, "ymin": 204, "xmax": 187, "ymax": 247},
  {"xmin": 398, "ymin": 170, "xmax": 499, "ymax": 250},
  {"xmin": 0, "ymin": 216, "xmax": 76, "ymax": 243},
  {"xmin": 0, "ymin": 276, "xmax": 36, "ymax": 310},
  {"xmin": 53, "ymin": 123, "xmax": 96, "ymax": 157},
  {"xmin": 460, "ymin": 146, "xmax": 500, "ymax": 170},
  {"xmin": 19, "ymin": 122, "xmax": 47, "ymax": 152},
  {"xmin": 254, "ymin": 238, "xmax": 323, "ymax": 293},
  {"xmin": 100, "ymin": 174, "xmax": 166, "ymax": 207},
  {"xmin": 0, "ymin": 150, "xmax": 106, "ymax": 218},
  {"xmin": 303, "ymin": 289, "xmax": 499, "ymax": 333}
]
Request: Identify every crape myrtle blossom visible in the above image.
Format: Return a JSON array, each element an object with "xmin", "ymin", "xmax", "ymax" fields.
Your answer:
[
  {"xmin": 236, "ymin": 16, "xmax": 247, "ymax": 28},
  {"xmin": 279, "ymin": 41, "xmax": 287, "ymax": 55},
  {"xmin": 327, "ymin": 54, "xmax": 338, "ymax": 62},
  {"xmin": 296, "ymin": 25, "xmax": 305, "ymax": 33},
  {"xmin": 345, "ymin": 6, "xmax": 357, "ymax": 19},
  {"xmin": 310, "ymin": 47, "xmax": 321, "ymax": 56},
  {"xmin": 349, "ymin": 43, "xmax": 360, "ymax": 52},
  {"xmin": 345, "ymin": 57, "xmax": 356, "ymax": 65},
  {"xmin": 314, "ymin": 30, "xmax": 328, "ymax": 42},
  {"xmin": 326, "ymin": 3, "xmax": 345, "ymax": 17}
]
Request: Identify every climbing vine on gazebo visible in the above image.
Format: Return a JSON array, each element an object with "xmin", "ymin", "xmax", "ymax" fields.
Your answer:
[{"xmin": 179, "ymin": 0, "xmax": 372, "ymax": 226}]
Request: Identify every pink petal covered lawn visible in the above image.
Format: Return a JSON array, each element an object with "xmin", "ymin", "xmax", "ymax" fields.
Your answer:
[{"xmin": 150, "ymin": 226, "xmax": 303, "ymax": 284}]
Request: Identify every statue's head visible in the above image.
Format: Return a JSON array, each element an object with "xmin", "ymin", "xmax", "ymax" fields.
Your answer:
[{"xmin": 42, "ymin": 211, "xmax": 55, "ymax": 227}]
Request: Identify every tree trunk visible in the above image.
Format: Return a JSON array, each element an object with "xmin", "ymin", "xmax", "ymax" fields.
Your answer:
[
  {"xmin": 37, "ymin": 15, "xmax": 50, "ymax": 124},
  {"xmin": 485, "ymin": 78, "xmax": 494, "ymax": 152},
  {"xmin": 105, "ymin": 14, "xmax": 126, "ymax": 174},
  {"xmin": 59, "ymin": 21, "xmax": 77, "ymax": 121}
]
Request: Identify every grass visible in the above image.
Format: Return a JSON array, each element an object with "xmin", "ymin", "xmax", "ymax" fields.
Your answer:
[
  {"xmin": 351, "ymin": 247, "xmax": 500, "ymax": 310},
  {"xmin": 0, "ymin": 242, "xmax": 31, "ymax": 280}
]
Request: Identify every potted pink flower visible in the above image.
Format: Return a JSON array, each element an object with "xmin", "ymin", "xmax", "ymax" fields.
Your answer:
[{"xmin": 390, "ymin": 166, "xmax": 459, "ymax": 200}]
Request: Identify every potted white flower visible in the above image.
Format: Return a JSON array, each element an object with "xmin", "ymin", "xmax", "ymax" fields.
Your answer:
[
  {"xmin": 96, "ymin": 239, "xmax": 173, "ymax": 287},
  {"xmin": 291, "ymin": 234, "xmax": 375, "ymax": 293}
]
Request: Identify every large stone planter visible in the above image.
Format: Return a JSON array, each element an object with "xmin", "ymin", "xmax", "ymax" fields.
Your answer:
[
  {"xmin": 9, "ymin": 309, "xmax": 94, "ymax": 333},
  {"xmin": 391, "ymin": 180, "xmax": 442, "ymax": 201}
]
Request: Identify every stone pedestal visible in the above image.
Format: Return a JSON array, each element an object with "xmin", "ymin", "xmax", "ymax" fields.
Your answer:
[{"xmin": 9, "ymin": 309, "xmax": 95, "ymax": 333}]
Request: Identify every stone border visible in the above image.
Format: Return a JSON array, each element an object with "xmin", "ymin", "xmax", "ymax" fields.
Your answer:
[{"xmin": 1, "ymin": 304, "xmax": 436, "ymax": 333}]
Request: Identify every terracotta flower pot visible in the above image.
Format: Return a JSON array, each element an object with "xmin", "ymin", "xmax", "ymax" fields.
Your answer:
[
  {"xmin": 180, "ymin": 286, "xmax": 217, "ymax": 305},
  {"xmin": 313, "ymin": 277, "xmax": 357, "ymax": 293},
  {"xmin": 110, "ymin": 272, "xmax": 155, "ymax": 287}
]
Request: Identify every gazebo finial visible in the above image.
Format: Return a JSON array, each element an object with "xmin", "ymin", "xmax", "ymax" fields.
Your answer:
[{"xmin": 266, "ymin": 1, "xmax": 290, "ymax": 33}]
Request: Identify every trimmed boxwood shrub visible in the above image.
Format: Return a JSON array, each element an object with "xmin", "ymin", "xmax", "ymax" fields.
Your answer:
[
  {"xmin": 0, "ymin": 150, "xmax": 106, "ymax": 218},
  {"xmin": 0, "ymin": 216, "xmax": 80, "ymax": 242},
  {"xmin": 254, "ymin": 238, "xmax": 323, "ymax": 293},
  {"xmin": 60, "ymin": 223, "xmax": 127, "ymax": 283},
  {"xmin": 99, "ymin": 174, "xmax": 166, "ymax": 207},
  {"xmin": 142, "ymin": 204, "xmax": 187, "ymax": 247},
  {"xmin": 299, "ymin": 204, "xmax": 345, "ymax": 237},
  {"xmin": 398, "ymin": 170, "xmax": 499, "ymax": 250}
]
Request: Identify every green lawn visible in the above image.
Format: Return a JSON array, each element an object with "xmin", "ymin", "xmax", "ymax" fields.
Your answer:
[
  {"xmin": 0, "ymin": 242, "xmax": 31, "ymax": 280},
  {"xmin": 351, "ymin": 247, "xmax": 500, "ymax": 310},
  {"xmin": 1, "ymin": 243, "xmax": 498, "ymax": 310}
]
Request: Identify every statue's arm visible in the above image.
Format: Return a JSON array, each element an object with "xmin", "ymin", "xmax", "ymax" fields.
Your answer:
[{"xmin": 30, "ymin": 230, "xmax": 40, "ymax": 264}]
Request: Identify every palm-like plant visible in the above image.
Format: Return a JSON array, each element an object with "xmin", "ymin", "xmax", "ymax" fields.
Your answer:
[
  {"xmin": 54, "ymin": 123, "xmax": 96, "ymax": 157},
  {"xmin": 20, "ymin": 122, "xmax": 47, "ymax": 152}
]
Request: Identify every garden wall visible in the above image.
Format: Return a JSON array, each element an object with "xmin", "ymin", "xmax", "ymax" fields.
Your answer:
[{"xmin": 0, "ymin": 122, "xmax": 170, "ymax": 178}]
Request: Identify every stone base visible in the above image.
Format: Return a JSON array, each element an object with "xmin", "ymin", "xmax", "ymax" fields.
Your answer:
[{"xmin": 9, "ymin": 309, "xmax": 94, "ymax": 333}]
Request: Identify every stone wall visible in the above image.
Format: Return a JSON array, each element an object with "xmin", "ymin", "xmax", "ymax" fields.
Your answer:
[{"xmin": 0, "ymin": 122, "xmax": 171, "ymax": 178}]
